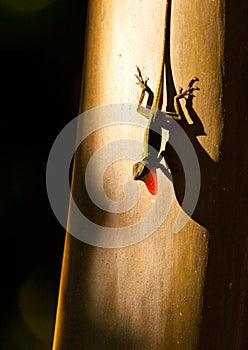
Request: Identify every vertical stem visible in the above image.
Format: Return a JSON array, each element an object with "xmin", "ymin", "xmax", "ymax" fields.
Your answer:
[{"xmin": 52, "ymin": 1, "xmax": 233, "ymax": 349}]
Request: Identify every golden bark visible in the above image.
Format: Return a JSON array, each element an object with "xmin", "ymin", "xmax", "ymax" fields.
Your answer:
[{"xmin": 53, "ymin": 1, "xmax": 248, "ymax": 349}]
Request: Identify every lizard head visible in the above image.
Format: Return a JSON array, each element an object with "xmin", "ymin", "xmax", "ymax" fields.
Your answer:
[
  {"xmin": 133, "ymin": 161, "xmax": 147, "ymax": 179},
  {"xmin": 133, "ymin": 161, "xmax": 157, "ymax": 195}
]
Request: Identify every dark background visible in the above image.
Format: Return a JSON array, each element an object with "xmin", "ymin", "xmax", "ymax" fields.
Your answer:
[{"xmin": 0, "ymin": 0, "xmax": 87, "ymax": 348}]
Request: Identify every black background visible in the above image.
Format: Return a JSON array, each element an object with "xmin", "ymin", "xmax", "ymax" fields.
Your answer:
[{"xmin": 0, "ymin": 0, "xmax": 87, "ymax": 348}]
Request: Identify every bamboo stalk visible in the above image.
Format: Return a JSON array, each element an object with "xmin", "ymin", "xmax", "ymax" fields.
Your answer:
[{"xmin": 52, "ymin": 1, "xmax": 227, "ymax": 349}]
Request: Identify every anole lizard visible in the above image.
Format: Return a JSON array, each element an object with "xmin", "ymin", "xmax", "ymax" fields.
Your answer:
[{"xmin": 133, "ymin": 0, "xmax": 199, "ymax": 195}]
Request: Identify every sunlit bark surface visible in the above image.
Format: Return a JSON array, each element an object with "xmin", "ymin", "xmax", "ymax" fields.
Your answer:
[{"xmin": 53, "ymin": 1, "xmax": 248, "ymax": 349}]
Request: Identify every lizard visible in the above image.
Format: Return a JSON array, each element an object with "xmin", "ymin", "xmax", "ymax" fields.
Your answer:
[{"xmin": 133, "ymin": 0, "xmax": 199, "ymax": 195}]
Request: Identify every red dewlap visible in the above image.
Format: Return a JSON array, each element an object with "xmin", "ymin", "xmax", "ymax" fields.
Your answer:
[{"xmin": 145, "ymin": 170, "xmax": 157, "ymax": 195}]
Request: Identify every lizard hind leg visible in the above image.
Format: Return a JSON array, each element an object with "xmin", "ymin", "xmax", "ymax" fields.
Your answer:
[
  {"xmin": 177, "ymin": 77, "xmax": 200, "ymax": 99},
  {"xmin": 185, "ymin": 77, "xmax": 200, "ymax": 97},
  {"xmin": 135, "ymin": 66, "xmax": 149, "ymax": 107},
  {"xmin": 135, "ymin": 66, "xmax": 154, "ymax": 119},
  {"xmin": 173, "ymin": 78, "xmax": 200, "ymax": 120},
  {"xmin": 188, "ymin": 76, "xmax": 199, "ymax": 88}
]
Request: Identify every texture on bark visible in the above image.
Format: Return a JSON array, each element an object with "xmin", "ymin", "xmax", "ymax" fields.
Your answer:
[{"xmin": 53, "ymin": 1, "xmax": 248, "ymax": 349}]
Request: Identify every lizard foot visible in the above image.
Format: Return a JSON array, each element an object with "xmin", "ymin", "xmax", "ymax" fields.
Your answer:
[
  {"xmin": 135, "ymin": 66, "xmax": 149, "ymax": 91},
  {"xmin": 135, "ymin": 66, "xmax": 150, "ymax": 108},
  {"xmin": 186, "ymin": 77, "xmax": 200, "ymax": 96},
  {"xmin": 178, "ymin": 77, "xmax": 200, "ymax": 99}
]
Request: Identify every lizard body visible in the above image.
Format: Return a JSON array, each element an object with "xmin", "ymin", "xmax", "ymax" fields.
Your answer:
[{"xmin": 133, "ymin": 0, "xmax": 199, "ymax": 195}]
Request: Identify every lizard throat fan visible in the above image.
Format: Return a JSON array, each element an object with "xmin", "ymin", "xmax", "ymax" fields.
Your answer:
[
  {"xmin": 144, "ymin": 170, "xmax": 157, "ymax": 195},
  {"xmin": 133, "ymin": 162, "xmax": 158, "ymax": 195}
]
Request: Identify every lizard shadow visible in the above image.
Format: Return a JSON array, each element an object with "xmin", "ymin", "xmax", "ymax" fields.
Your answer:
[
  {"xmin": 135, "ymin": 69, "xmax": 218, "ymax": 231},
  {"xmin": 158, "ymin": 93, "xmax": 218, "ymax": 231}
]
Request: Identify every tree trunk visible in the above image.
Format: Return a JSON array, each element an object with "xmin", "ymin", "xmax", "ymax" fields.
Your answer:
[{"xmin": 52, "ymin": 0, "xmax": 248, "ymax": 349}]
